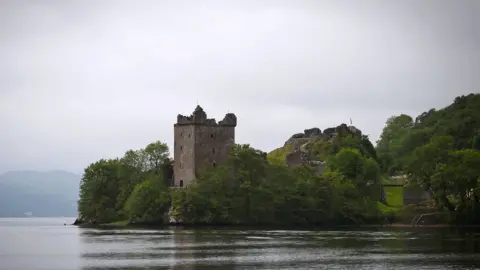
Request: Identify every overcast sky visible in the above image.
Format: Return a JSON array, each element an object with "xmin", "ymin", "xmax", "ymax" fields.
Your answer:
[{"xmin": 1, "ymin": 0, "xmax": 479, "ymax": 173}]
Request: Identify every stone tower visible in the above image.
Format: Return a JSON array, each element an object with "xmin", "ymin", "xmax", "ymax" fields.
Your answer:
[{"xmin": 173, "ymin": 105, "xmax": 237, "ymax": 187}]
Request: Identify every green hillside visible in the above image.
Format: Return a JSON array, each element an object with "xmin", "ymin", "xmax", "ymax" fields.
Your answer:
[
  {"xmin": 377, "ymin": 93, "xmax": 480, "ymax": 174},
  {"xmin": 267, "ymin": 144, "xmax": 294, "ymax": 166},
  {"xmin": 376, "ymin": 93, "xmax": 480, "ymax": 224},
  {"xmin": 384, "ymin": 186, "xmax": 403, "ymax": 207}
]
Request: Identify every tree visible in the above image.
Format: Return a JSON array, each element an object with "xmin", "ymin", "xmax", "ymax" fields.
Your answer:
[
  {"xmin": 115, "ymin": 150, "xmax": 146, "ymax": 217},
  {"xmin": 170, "ymin": 144, "xmax": 344, "ymax": 226},
  {"xmin": 78, "ymin": 159, "xmax": 121, "ymax": 223},
  {"xmin": 431, "ymin": 149, "xmax": 480, "ymax": 223},
  {"xmin": 406, "ymin": 136, "xmax": 455, "ymax": 211},
  {"xmin": 122, "ymin": 149, "xmax": 148, "ymax": 172},
  {"xmin": 331, "ymin": 134, "xmax": 377, "ymax": 160},
  {"xmin": 144, "ymin": 141, "xmax": 170, "ymax": 174},
  {"xmin": 327, "ymin": 148, "xmax": 365, "ymax": 181},
  {"xmin": 327, "ymin": 148, "xmax": 380, "ymax": 190},
  {"xmin": 78, "ymin": 140, "xmax": 172, "ymax": 224},
  {"xmin": 124, "ymin": 174, "xmax": 171, "ymax": 224},
  {"xmin": 472, "ymin": 134, "xmax": 480, "ymax": 151},
  {"xmin": 225, "ymin": 144, "xmax": 269, "ymax": 223},
  {"xmin": 376, "ymin": 94, "xmax": 480, "ymax": 176},
  {"xmin": 376, "ymin": 114, "xmax": 413, "ymax": 174}
]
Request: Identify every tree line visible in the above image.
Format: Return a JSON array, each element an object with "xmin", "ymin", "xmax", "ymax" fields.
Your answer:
[
  {"xmin": 78, "ymin": 93, "xmax": 480, "ymax": 226},
  {"xmin": 78, "ymin": 135, "xmax": 384, "ymax": 225},
  {"xmin": 375, "ymin": 93, "xmax": 480, "ymax": 224}
]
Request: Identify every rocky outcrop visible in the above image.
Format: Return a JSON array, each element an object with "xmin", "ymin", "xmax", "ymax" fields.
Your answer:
[
  {"xmin": 309, "ymin": 160, "xmax": 326, "ymax": 174},
  {"xmin": 292, "ymin": 133, "xmax": 306, "ymax": 139},
  {"xmin": 284, "ymin": 134, "xmax": 307, "ymax": 146},
  {"xmin": 304, "ymin": 128, "xmax": 321, "ymax": 137},
  {"xmin": 323, "ymin": 127, "xmax": 336, "ymax": 139},
  {"xmin": 72, "ymin": 218, "xmax": 84, "ymax": 225},
  {"xmin": 283, "ymin": 124, "xmax": 362, "ymax": 174},
  {"xmin": 168, "ymin": 205, "xmax": 182, "ymax": 224}
]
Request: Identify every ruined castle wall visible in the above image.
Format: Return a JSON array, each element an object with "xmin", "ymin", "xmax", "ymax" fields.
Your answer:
[
  {"xmin": 285, "ymin": 151, "xmax": 303, "ymax": 167},
  {"xmin": 194, "ymin": 125, "xmax": 235, "ymax": 176},
  {"xmin": 403, "ymin": 187, "xmax": 432, "ymax": 205},
  {"xmin": 213, "ymin": 125, "xmax": 235, "ymax": 166},
  {"xmin": 194, "ymin": 125, "xmax": 216, "ymax": 175},
  {"xmin": 173, "ymin": 125, "xmax": 196, "ymax": 187},
  {"xmin": 173, "ymin": 106, "xmax": 236, "ymax": 187}
]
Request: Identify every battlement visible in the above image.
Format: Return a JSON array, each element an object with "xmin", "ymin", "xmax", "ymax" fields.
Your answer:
[{"xmin": 175, "ymin": 105, "xmax": 237, "ymax": 127}]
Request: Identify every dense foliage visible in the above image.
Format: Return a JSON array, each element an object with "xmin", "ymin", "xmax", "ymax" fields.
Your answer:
[
  {"xmin": 377, "ymin": 94, "xmax": 480, "ymax": 175},
  {"xmin": 170, "ymin": 144, "xmax": 381, "ymax": 225},
  {"xmin": 376, "ymin": 93, "xmax": 480, "ymax": 224},
  {"xmin": 78, "ymin": 138, "xmax": 383, "ymax": 225},
  {"xmin": 77, "ymin": 94, "xmax": 479, "ymax": 226},
  {"xmin": 78, "ymin": 141, "xmax": 172, "ymax": 224}
]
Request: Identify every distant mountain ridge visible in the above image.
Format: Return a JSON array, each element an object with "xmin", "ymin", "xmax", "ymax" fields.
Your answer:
[{"xmin": 0, "ymin": 170, "xmax": 80, "ymax": 217}]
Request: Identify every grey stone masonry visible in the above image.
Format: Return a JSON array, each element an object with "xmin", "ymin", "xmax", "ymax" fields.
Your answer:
[{"xmin": 173, "ymin": 105, "xmax": 236, "ymax": 187}]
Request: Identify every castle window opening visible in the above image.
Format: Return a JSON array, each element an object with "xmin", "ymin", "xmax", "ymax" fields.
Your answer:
[
  {"xmin": 180, "ymin": 145, "xmax": 183, "ymax": 151},
  {"xmin": 180, "ymin": 132, "xmax": 183, "ymax": 137},
  {"xmin": 188, "ymin": 133, "xmax": 191, "ymax": 138},
  {"xmin": 212, "ymin": 161, "xmax": 216, "ymax": 168},
  {"xmin": 212, "ymin": 148, "xmax": 215, "ymax": 153},
  {"xmin": 210, "ymin": 133, "xmax": 215, "ymax": 139},
  {"xmin": 179, "ymin": 180, "xmax": 184, "ymax": 187},
  {"xmin": 179, "ymin": 163, "xmax": 183, "ymax": 169}
]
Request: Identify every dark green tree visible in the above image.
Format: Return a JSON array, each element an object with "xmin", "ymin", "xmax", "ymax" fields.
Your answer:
[
  {"xmin": 376, "ymin": 114, "xmax": 413, "ymax": 174},
  {"xmin": 124, "ymin": 174, "xmax": 171, "ymax": 224},
  {"xmin": 78, "ymin": 159, "xmax": 121, "ymax": 223}
]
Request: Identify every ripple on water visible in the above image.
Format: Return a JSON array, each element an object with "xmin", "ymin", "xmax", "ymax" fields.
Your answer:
[{"xmin": 3, "ymin": 218, "xmax": 478, "ymax": 270}]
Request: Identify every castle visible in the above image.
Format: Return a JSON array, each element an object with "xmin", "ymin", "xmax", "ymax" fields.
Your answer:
[
  {"xmin": 173, "ymin": 105, "xmax": 237, "ymax": 187},
  {"xmin": 172, "ymin": 107, "xmax": 431, "ymax": 208}
]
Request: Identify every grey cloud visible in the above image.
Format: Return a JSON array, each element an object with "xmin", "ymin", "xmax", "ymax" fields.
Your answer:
[{"xmin": 0, "ymin": 0, "xmax": 478, "ymax": 173}]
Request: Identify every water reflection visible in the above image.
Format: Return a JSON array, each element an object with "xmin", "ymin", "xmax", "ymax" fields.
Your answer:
[
  {"xmin": 171, "ymin": 228, "xmax": 236, "ymax": 270},
  {"xmin": 4, "ymin": 218, "xmax": 479, "ymax": 270},
  {"xmin": 76, "ymin": 227, "xmax": 480, "ymax": 270}
]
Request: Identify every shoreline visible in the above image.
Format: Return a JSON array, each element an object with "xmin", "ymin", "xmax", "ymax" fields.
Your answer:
[{"xmin": 73, "ymin": 220, "xmax": 480, "ymax": 230}]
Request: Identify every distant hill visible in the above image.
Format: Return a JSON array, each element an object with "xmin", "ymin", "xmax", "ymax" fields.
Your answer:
[{"xmin": 0, "ymin": 170, "xmax": 80, "ymax": 217}]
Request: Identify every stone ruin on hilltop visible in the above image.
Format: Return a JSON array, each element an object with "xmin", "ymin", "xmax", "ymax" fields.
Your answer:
[
  {"xmin": 282, "ymin": 124, "xmax": 433, "ymax": 209},
  {"xmin": 284, "ymin": 124, "xmax": 362, "ymax": 174}
]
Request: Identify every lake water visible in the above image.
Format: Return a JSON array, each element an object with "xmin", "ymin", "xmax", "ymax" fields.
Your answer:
[{"xmin": 0, "ymin": 218, "xmax": 479, "ymax": 270}]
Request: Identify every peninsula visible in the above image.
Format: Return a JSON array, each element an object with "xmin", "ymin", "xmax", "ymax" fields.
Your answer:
[{"xmin": 75, "ymin": 93, "xmax": 480, "ymax": 227}]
